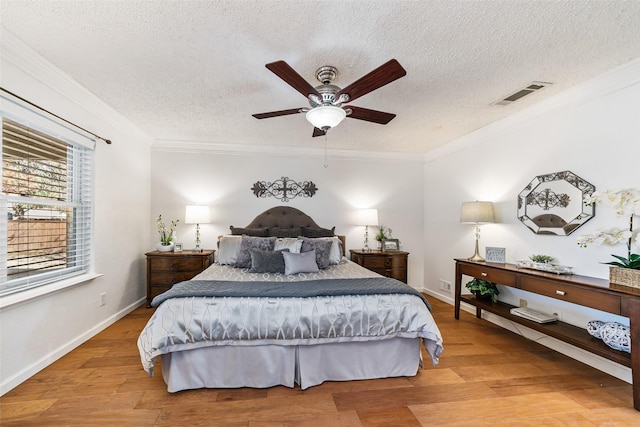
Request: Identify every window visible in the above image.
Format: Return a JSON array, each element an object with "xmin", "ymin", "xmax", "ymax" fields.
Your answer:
[{"xmin": 1, "ymin": 95, "xmax": 94, "ymax": 296}]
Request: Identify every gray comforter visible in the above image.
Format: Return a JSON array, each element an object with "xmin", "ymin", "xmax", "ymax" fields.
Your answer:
[{"xmin": 138, "ymin": 262, "xmax": 444, "ymax": 376}]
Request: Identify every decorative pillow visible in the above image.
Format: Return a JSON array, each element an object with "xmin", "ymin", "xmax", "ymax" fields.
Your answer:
[
  {"xmin": 249, "ymin": 249, "xmax": 288, "ymax": 273},
  {"xmin": 216, "ymin": 235, "xmax": 243, "ymax": 265},
  {"xmin": 300, "ymin": 237, "xmax": 333, "ymax": 269},
  {"xmin": 283, "ymin": 250, "xmax": 319, "ymax": 275},
  {"xmin": 586, "ymin": 320, "xmax": 606, "ymax": 339},
  {"xmin": 600, "ymin": 322, "xmax": 631, "ymax": 353},
  {"xmin": 235, "ymin": 236, "xmax": 277, "ymax": 268},
  {"xmin": 313, "ymin": 236, "xmax": 343, "ymax": 264},
  {"xmin": 269, "ymin": 227, "xmax": 302, "ymax": 238},
  {"xmin": 274, "ymin": 237, "xmax": 303, "ymax": 253},
  {"xmin": 301, "ymin": 226, "xmax": 335, "ymax": 238},
  {"xmin": 230, "ymin": 226, "xmax": 269, "ymax": 237}
]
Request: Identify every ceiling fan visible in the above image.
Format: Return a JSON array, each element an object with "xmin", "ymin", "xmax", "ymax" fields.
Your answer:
[{"xmin": 252, "ymin": 59, "xmax": 406, "ymax": 137}]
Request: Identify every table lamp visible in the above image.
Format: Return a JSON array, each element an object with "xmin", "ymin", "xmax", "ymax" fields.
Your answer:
[
  {"xmin": 460, "ymin": 201, "xmax": 495, "ymax": 262},
  {"xmin": 185, "ymin": 205, "xmax": 210, "ymax": 252}
]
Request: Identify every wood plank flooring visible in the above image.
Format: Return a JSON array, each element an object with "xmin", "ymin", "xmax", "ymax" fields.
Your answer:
[{"xmin": 1, "ymin": 298, "xmax": 638, "ymax": 426}]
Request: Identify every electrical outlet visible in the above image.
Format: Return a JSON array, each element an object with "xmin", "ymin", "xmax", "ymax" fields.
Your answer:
[
  {"xmin": 519, "ymin": 299, "xmax": 527, "ymax": 308},
  {"xmin": 439, "ymin": 280, "xmax": 452, "ymax": 292},
  {"xmin": 100, "ymin": 292, "xmax": 106, "ymax": 306}
]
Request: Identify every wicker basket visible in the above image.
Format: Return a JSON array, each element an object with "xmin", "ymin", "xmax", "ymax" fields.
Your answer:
[{"xmin": 609, "ymin": 266, "xmax": 640, "ymax": 288}]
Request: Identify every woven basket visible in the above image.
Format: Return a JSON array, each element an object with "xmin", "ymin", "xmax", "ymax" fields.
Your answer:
[{"xmin": 609, "ymin": 266, "xmax": 640, "ymax": 288}]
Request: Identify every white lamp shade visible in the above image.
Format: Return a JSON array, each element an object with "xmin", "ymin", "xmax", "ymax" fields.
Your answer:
[
  {"xmin": 460, "ymin": 201, "xmax": 495, "ymax": 224},
  {"xmin": 356, "ymin": 208, "xmax": 379, "ymax": 226},
  {"xmin": 185, "ymin": 205, "xmax": 210, "ymax": 224},
  {"xmin": 306, "ymin": 106, "xmax": 347, "ymax": 129}
]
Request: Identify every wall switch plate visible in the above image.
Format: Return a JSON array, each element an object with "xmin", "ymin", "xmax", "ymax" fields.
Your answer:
[{"xmin": 100, "ymin": 292, "xmax": 106, "ymax": 306}]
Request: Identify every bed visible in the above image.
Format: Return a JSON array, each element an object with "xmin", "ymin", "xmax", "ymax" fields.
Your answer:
[{"xmin": 137, "ymin": 206, "xmax": 443, "ymax": 392}]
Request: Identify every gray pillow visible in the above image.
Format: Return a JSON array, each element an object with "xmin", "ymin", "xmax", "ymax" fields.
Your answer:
[
  {"xmin": 249, "ymin": 249, "xmax": 288, "ymax": 273},
  {"xmin": 283, "ymin": 250, "xmax": 319, "ymax": 275},
  {"xmin": 235, "ymin": 236, "xmax": 277, "ymax": 268},
  {"xmin": 300, "ymin": 237, "xmax": 333, "ymax": 269},
  {"xmin": 230, "ymin": 226, "xmax": 269, "ymax": 237},
  {"xmin": 301, "ymin": 226, "xmax": 335, "ymax": 238}
]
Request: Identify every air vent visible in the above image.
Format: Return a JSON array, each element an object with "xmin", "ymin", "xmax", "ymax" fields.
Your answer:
[{"xmin": 492, "ymin": 81, "xmax": 552, "ymax": 106}]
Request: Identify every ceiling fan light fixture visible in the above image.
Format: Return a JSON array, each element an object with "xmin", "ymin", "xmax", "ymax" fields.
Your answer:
[{"xmin": 305, "ymin": 106, "xmax": 346, "ymax": 131}]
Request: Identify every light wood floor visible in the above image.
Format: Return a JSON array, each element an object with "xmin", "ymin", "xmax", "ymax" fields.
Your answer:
[{"xmin": 1, "ymin": 297, "xmax": 638, "ymax": 426}]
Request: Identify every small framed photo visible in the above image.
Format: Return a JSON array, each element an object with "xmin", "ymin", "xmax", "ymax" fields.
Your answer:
[
  {"xmin": 382, "ymin": 239, "xmax": 400, "ymax": 251},
  {"xmin": 486, "ymin": 247, "xmax": 506, "ymax": 263},
  {"xmin": 174, "ymin": 243, "xmax": 183, "ymax": 252}
]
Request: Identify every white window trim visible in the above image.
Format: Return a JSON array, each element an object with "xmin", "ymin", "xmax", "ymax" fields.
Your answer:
[
  {"xmin": 1, "ymin": 93, "xmax": 97, "ymax": 297},
  {"xmin": 0, "ymin": 272, "xmax": 102, "ymax": 311}
]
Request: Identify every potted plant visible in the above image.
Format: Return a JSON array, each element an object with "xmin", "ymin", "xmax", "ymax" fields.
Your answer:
[
  {"xmin": 156, "ymin": 214, "xmax": 179, "ymax": 252},
  {"xmin": 465, "ymin": 278, "xmax": 500, "ymax": 302},
  {"xmin": 529, "ymin": 254, "xmax": 554, "ymax": 264},
  {"xmin": 577, "ymin": 189, "xmax": 640, "ymax": 287},
  {"xmin": 375, "ymin": 225, "xmax": 389, "ymax": 249}
]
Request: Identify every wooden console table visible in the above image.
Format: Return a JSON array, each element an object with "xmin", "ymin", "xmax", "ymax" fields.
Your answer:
[{"xmin": 454, "ymin": 258, "xmax": 640, "ymax": 410}]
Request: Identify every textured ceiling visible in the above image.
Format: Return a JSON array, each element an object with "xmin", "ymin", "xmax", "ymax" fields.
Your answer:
[{"xmin": 2, "ymin": 0, "xmax": 640, "ymax": 153}]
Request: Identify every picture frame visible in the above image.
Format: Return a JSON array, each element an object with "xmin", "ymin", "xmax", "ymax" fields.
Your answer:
[
  {"xmin": 173, "ymin": 243, "xmax": 183, "ymax": 252},
  {"xmin": 485, "ymin": 246, "xmax": 506, "ymax": 263},
  {"xmin": 381, "ymin": 238, "xmax": 400, "ymax": 251}
]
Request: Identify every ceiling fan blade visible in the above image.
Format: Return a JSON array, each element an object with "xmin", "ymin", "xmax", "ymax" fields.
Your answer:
[
  {"xmin": 252, "ymin": 108, "xmax": 304, "ymax": 119},
  {"xmin": 335, "ymin": 59, "xmax": 406, "ymax": 103},
  {"xmin": 312, "ymin": 127, "xmax": 326, "ymax": 137},
  {"xmin": 345, "ymin": 106, "xmax": 396, "ymax": 124},
  {"xmin": 266, "ymin": 61, "xmax": 321, "ymax": 98}
]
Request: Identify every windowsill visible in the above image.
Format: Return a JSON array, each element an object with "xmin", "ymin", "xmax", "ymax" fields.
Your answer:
[{"xmin": 0, "ymin": 272, "xmax": 103, "ymax": 310}]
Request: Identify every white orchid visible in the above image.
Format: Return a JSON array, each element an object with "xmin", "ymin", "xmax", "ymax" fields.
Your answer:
[{"xmin": 578, "ymin": 188, "xmax": 639, "ymax": 270}]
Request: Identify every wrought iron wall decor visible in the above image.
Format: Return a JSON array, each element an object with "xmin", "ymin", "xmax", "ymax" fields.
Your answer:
[
  {"xmin": 251, "ymin": 177, "xmax": 318, "ymax": 202},
  {"xmin": 517, "ymin": 170, "xmax": 595, "ymax": 236}
]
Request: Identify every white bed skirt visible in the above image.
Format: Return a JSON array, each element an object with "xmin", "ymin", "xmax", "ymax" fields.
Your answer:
[{"xmin": 160, "ymin": 338, "xmax": 421, "ymax": 392}]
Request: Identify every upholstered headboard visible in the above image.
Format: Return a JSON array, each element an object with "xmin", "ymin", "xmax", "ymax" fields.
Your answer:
[
  {"xmin": 245, "ymin": 206, "xmax": 321, "ymax": 229},
  {"xmin": 238, "ymin": 206, "xmax": 345, "ymax": 256}
]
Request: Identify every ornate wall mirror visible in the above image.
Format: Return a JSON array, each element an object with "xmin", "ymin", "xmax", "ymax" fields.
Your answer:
[{"xmin": 517, "ymin": 171, "xmax": 595, "ymax": 236}]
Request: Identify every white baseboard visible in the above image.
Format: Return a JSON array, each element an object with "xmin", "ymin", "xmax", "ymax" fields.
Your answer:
[
  {"xmin": 0, "ymin": 298, "xmax": 146, "ymax": 396},
  {"xmin": 421, "ymin": 289, "xmax": 632, "ymax": 384}
]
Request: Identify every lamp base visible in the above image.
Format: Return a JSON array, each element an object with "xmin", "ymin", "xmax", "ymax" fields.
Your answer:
[
  {"xmin": 467, "ymin": 253, "xmax": 486, "ymax": 262},
  {"xmin": 467, "ymin": 234, "xmax": 486, "ymax": 262}
]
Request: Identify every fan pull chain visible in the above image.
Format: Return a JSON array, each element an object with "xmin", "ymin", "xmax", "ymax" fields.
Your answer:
[{"xmin": 324, "ymin": 134, "xmax": 329, "ymax": 168}]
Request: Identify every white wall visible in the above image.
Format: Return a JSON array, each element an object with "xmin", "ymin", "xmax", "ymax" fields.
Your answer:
[
  {"xmin": 0, "ymin": 30, "xmax": 153, "ymax": 394},
  {"xmin": 423, "ymin": 58, "xmax": 640, "ymax": 382},
  {"xmin": 150, "ymin": 148, "xmax": 425, "ymax": 288}
]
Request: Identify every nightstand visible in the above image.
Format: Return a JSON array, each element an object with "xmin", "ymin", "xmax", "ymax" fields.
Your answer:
[
  {"xmin": 350, "ymin": 249, "xmax": 409, "ymax": 283},
  {"xmin": 145, "ymin": 249, "xmax": 214, "ymax": 307}
]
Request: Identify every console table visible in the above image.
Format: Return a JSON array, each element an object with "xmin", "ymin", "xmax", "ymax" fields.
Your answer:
[{"xmin": 454, "ymin": 258, "xmax": 640, "ymax": 410}]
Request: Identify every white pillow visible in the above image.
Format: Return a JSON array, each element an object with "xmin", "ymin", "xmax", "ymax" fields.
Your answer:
[
  {"xmin": 283, "ymin": 250, "xmax": 319, "ymax": 275},
  {"xmin": 217, "ymin": 235, "xmax": 243, "ymax": 265},
  {"xmin": 274, "ymin": 237, "xmax": 303, "ymax": 253}
]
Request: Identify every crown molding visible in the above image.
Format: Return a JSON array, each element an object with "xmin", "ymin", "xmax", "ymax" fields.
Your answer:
[
  {"xmin": 424, "ymin": 56, "xmax": 640, "ymax": 164},
  {"xmin": 1, "ymin": 28, "xmax": 153, "ymax": 145},
  {"xmin": 152, "ymin": 139, "xmax": 424, "ymax": 163}
]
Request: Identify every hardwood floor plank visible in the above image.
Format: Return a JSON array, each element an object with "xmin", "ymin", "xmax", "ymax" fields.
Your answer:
[
  {"xmin": 409, "ymin": 392, "xmax": 589, "ymax": 425},
  {"xmin": 357, "ymin": 406, "xmax": 422, "ymax": 427}
]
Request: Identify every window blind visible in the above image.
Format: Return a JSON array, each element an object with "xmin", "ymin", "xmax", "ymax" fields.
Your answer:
[{"xmin": 1, "ymin": 99, "xmax": 94, "ymax": 295}]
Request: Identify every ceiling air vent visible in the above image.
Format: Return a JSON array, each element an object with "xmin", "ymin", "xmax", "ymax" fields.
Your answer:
[{"xmin": 492, "ymin": 81, "xmax": 552, "ymax": 106}]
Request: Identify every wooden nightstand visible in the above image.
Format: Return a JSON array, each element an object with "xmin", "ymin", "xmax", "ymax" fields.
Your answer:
[
  {"xmin": 350, "ymin": 249, "xmax": 409, "ymax": 283},
  {"xmin": 145, "ymin": 249, "xmax": 214, "ymax": 307}
]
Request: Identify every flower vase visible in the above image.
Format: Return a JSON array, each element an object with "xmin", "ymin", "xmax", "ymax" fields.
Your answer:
[
  {"xmin": 156, "ymin": 242, "xmax": 174, "ymax": 252},
  {"xmin": 609, "ymin": 266, "xmax": 640, "ymax": 289}
]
